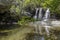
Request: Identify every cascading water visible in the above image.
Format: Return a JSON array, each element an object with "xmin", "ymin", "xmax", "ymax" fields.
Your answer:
[
  {"xmin": 42, "ymin": 8, "xmax": 50, "ymax": 36},
  {"xmin": 33, "ymin": 8, "xmax": 39, "ymax": 20},
  {"xmin": 32, "ymin": 8, "xmax": 51, "ymax": 40},
  {"xmin": 38, "ymin": 8, "xmax": 43, "ymax": 34},
  {"xmin": 33, "ymin": 8, "xmax": 44, "ymax": 40},
  {"xmin": 33, "ymin": 8, "xmax": 39, "ymax": 33},
  {"xmin": 43, "ymin": 8, "xmax": 50, "ymax": 21},
  {"xmin": 33, "ymin": 8, "xmax": 39, "ymax": 40},
  {"xmin": 38, "ymin": 8, "xmax": 43, "ymax": 20}
]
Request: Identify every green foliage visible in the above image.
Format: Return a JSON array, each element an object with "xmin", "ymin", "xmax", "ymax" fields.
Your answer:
[
  {"xmin": 24, "ymin": 0, "xmax": 42, "ymax": 8},
  {"xmin": 9, "ymin": 0, "xmax": 60, "ymax": 23},
  {"xmin": 18, "ymin": 16, "xmax": 34, "ymax": 25},
  {"xmin": 42, "ymin": 0, "xmax": 60, "ymax": 14},
  {"xmin": 23, "ymin": 0, "xmax": 60, "ymax": 14}
]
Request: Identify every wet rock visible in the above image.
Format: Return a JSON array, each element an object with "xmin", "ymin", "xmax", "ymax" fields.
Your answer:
[{"xmin": 51, "ymin": 21, "xmax": 60, "ymax": 26}]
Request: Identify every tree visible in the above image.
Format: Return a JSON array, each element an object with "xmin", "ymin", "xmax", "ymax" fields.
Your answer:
[{"xmin": 42, "ymin": 0, "xmax": 60, "ymax": 14}]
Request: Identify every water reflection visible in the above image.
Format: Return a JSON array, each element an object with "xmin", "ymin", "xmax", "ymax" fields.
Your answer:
[
  {"xmin": 0, "ymin": 24, "xmax": 20, "ymax": 30},
  {"xmin": 0, "ymin": 24, "xmax": 21, "ymax": 36},
  {"xmin": 26, "ymin": 33, "xmax": 44, "ymax": 40}
]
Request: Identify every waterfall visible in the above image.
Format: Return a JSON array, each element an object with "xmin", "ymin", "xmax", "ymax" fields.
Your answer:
[
  {"xmin": 33, "ymin": 8, "xmax": 45, "ymax": 40},
  {"xmin": 33, "ymin": 8, "xmax": 51, "ymax": 40},
  {"xmin": 33, "ymin": 8, "xmax": 39, "ymax": 33},
  {"xmin": 38, "ymin": 8, "xmax": 43, "ymax": 20},
  {"xmin": 33, "ymin": 8, "xmax": 39, "ymax": 20},
  {"xmin": 43, "ymin": 8, "xmax": 50, "ymax": 36},
  {"xmin": 33, "ymin": 8, "xmax": 43, "ymax": 20},
  {"xmin": 43, "ymin": 8, "xmax": 50, "ymax": 21},
  {"xmin": 34, "ymin": 8, "xmax": 43, "ymax": 33}
]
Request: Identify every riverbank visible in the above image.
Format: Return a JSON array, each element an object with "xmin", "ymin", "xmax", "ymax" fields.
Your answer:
[{"xmin": 0, "ymin": 24, "xmax": 34, "ymax": 40}]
